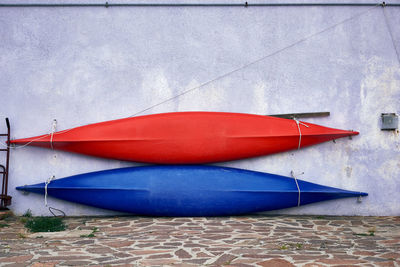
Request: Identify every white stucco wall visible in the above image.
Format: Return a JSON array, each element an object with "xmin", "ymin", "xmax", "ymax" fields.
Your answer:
[{"xmin": 0, "ymin": 0, "xmax": 399, "ymax": 216}]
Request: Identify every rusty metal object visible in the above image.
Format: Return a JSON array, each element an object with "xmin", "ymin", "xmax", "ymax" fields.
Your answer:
[{"xmin": 0, "ymin": 118, "xmax": 11, "ymax": 209}]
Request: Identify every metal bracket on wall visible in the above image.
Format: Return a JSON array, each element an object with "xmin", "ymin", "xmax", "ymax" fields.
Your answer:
[
  {"xmin": 0, "ymin": 118, "xmax": 11, "ymax": 210},
  {"xmin": 381, "ymin": 113, "xmax": 398, "ymax": 130},
  {"xmin": 268, "ymin": 111, "xmax": 330, "ymax": 119}
]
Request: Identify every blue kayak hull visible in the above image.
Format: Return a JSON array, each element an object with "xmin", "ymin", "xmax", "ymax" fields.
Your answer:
[{"xmin": 16, "ymin": 165, "xmax": 367, "ymax": 216}]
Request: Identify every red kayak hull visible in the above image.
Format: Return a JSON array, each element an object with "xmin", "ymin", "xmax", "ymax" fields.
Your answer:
[{"xmin": 10, "ymin": 112, "xmax": 358, "ymax": 164}]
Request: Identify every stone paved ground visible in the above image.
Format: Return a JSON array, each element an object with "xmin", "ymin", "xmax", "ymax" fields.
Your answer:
[{"xmin": 0, "ymin": 213, "xmax": 399, "ymax": 266}]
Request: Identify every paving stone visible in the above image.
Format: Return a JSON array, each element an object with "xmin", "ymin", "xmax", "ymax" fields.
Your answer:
[
  {"xmin": 72, "ymin": 239, "xmax": 95, "ymax": 245},
  {"xmin": 101, "ymin": 257, "xmax": 141, "ymax": 265},
  {"xmin": 0, "ymin": 252, "xmax": 19, "ymax": 258},
  {"xmin": 256, "ymin": 259, "xmax": 295, "ymax": 267},
  {"xmin": 61, "ymin": 260, "xmax": 93, "ymax": 265},
  {"xmin": 30, "ymin": 263, "xmax": 59, "ymax": 267},
  {"xmin": 211, "ymin": 253, "xmax": 237, "ymax": 265},
  {"xmin": 153, "ymin": 245, "xmax": 179, "ymax": 249},
  {"xmin": 228, "ymin": 263, "xmax": 256, "ymax": 267},
  {"xmin": 93, "ymin": 256, "xmax": 116, "ymax": 262},
  {"xmin": 363, "ymin": 256, "xmax": 394, "ymax": 262},
  {"xmin": 36, "ymin": 256, "xmax": 92, "ymax": 261},
  {"xmin": 242, "ymin": 254, "xmax": 277, "ymax": 259},
  {"xmin": 380, "ymin": 252, "xmax": 400, "ymax": 259},
  {"xmin": 139, "ymin": 258, "xmax": 180, "ymax": 266},
  {"xmin": 291, "ymin": 255, "xmax": 329, "ymax": 260},
  {"xmin": 183, "ymin": 258, "xmax": 208, "ymax": 264},
  {"xmin": 146, "ymin": 253, "xmax": 174, "ymax": 259},
  {"xmin": 376, "ymin": 262, "xmax": 397, "ymax": 267},
  {"xmin": 317, "ymin": 258, "xmax": 367, "ymax": 265},
  {"xmin": 0, "ymin": 255, "xmax": 33, "ymax": 263},
  {"xmin": 111, "ymin": 222, "xmax": 131, "ymax": 227},
  {"xmin": 3, "ymin": 263, "xmax": 28, "ymax": 267},
  {"xmin": 175, "ymin": 248, "xmax": 192, "ymax": 259},
  {"xmin": 183, "ymin": 242, "xmax": 208, "ymax": 248},
  {"xmin": 105, "ymin": 240, "xmax": 135, "ymax": 248},
  {"xmin": 112, "ymin": 252, "xmax": 131, "ymax": 258},
  {"xmin": 0, "ymin": 215, "xmax": 399, "ymax": 266},
  {"xmin": 164, "ymin": 242, "xmax": 182, "ymax": 246},
  {"xmin": 87, "ymin": 246, "xmax": 116, "ymax": 254},
  {"xmin": 129, "ymin": 249, "xmax": 171, "ymax": 255}
]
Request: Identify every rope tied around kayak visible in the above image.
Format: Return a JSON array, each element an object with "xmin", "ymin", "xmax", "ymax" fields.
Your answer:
[
  {"xmin": 290, "ymin": 170, "xmax": 303, "ymax": 207},
  {"xmin": 0, "ymin": 132, "xmax": 49, "ymax": 149},
  {"xmin": 0, "ymin": 119, "xmax": 66, "ymax": 149},
  {"xmin": 44, "ymin": 175, "xmax": 66, "ymax": 217},
  {"xmin": 50, "ymin": 119, "xmax": 57, "ymax": 150},
  {"xmin": 44, "ymin": 175, "xmax": 55, "ymax": 207},
  {"xmin": 294, "ymin": 119, "xmax": 309, "ymax": 150}
]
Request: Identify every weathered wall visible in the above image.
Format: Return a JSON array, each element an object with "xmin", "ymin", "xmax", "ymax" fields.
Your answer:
[{"xmin": 1, "ymin": 0, "xmax": 399, "ymax": 216}]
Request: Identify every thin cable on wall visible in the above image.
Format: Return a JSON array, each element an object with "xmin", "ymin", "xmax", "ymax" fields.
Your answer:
[
  {"xmin": 382, "ymin": 6, "xmax": 400, "ymax": 66},
  {"xmin": 129, "ymin": 4, "xmax": 380, "ymax": 117}
]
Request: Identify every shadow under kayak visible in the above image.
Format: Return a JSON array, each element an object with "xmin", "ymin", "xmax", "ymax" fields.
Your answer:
[{"xmin": 16, "ymin": 165, "xmax": 367, "ymax": 217}]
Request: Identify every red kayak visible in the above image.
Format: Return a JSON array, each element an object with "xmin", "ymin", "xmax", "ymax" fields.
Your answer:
[{"xmin": 10, "ymin": 112, "xmax": 358, "ymax": 164}]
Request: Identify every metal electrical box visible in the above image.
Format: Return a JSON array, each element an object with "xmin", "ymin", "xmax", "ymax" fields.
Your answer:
[{"xmin": 381, "ymin": 113, "xmax": 398, "ymax": 130}]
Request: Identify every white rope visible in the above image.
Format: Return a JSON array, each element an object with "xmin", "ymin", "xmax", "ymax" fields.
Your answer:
[
  {"xmin": 44, "ymin": 175, "xmax": 66, "ymax": 217},
  {"xmin": 0, "ymin": 119, "xmax": 75, "ymax": 149},
  {"xmin": 50, "ymin": 119, "xmax": 57, "ymax": 150},
  {"xmin": 294, "ymin": 119, "xmax": 309, "ymax": 150},
  {"xmin": 290, "ymin": 170, "xmax": 303, "ymax": 207},
  {"xmin": 44, "ymin": 175, "xmax": 55, "ymax": 207},
  {"xmin": 0, "ymin": 134, "xmax": 50, "ymax": 149}
]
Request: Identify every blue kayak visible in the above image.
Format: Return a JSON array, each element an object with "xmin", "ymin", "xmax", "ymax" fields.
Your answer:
[{"xmin": 16, "ymin": 165, "xmax": 367, "ymax": 216}]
